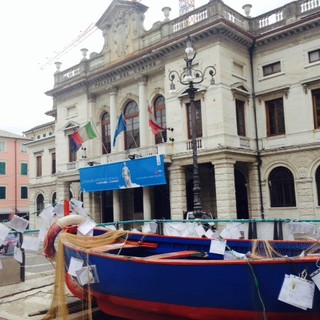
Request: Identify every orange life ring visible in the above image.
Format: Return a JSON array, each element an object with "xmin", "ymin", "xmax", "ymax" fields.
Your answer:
[{"xmin": 43, "ymin": 215, "xmax": 86, "ymax": 260}]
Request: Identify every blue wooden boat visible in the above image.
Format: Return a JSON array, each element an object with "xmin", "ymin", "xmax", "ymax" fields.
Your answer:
[{"xmin": 44, "ymin": 217, "xmax": 320, "ymax": 320}]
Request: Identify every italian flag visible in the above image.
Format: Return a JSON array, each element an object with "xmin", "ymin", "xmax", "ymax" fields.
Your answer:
[{"xmin": 70, "ymin": 121, "xmax": 97, "ymax": 151}]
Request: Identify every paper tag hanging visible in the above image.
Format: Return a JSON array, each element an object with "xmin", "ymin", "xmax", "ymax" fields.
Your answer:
[
  {"xmin": 278, "ymin": 274, "xmax": 315, "ymax": 310},
  {"xmin": 76, "ymin": 265, "xmax": 100, "ymax": 286},
  {"xmin": 7, "ymin": 215, "xmax": 29, "ymax": 233},
  {"xmin": 14, "ymin": 246, "xmax": 23, "ymax": 263},
  {"xmin": 209, "ymin": 238, "xmax": 226, "ymax": 255},
  {"xmin": 77, "ymin": 218, "xmax": 97, "ymax": 236},
  {"xmin": 22, "ymin": 235, "xmax": 41, "ymax": 251},
  {"xmin": 68, "ymin": 257, "xmax": 84, "ymax": 277},
  {"xmin": 310, "ymin": 268, "xmax": 320, "ymax": 291}
]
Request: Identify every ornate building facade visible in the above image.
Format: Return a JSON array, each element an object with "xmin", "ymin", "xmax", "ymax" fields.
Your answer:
[{"xmin": 27, "ymin": 0, "xmax": 320, "ymax": 226}]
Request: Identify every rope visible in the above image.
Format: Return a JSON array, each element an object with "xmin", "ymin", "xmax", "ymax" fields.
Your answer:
[
  {"xmin": 43, "ymin": 230, "xmax": 128, "ymax": 319},
  {"xmin": 247, "ymin": 260, "xmax": 268, "ymax": 320}
]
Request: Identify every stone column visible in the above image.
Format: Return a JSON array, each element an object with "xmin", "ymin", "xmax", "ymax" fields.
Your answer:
[
  {"xmin": 213, "ymin": 159, "xmax": 237, "ymax": 219},
  {"xmin": 169, "ymin": 165, "xmax": 187, "ymax": 219},
  {"xmin": 108, "ymin": 86, "xmax": 119, "ymax": 152},
  {"xmin": 113, "ymin": 190, "xmax": 121, "ymax": 221},
  {"xmin": 56, "ymin": 181, "xmax": 70, "ymax": 205},
  {"xmin": 248, "ymin": 161, "xmax": 262, "ymax": 218},
  {"xmin": 91, "ymin": 192, "xmax": 102, "ymax": 223},
  {"xmin": 82, "ymin": 192, "xmax": 90, "ymax": 215},
  {"xmin": 296, "ymin": 178, "xmax": 315, "ymax": 219},
  {"xmin": 143, "ymin": 187, "xmax": 152, "ymax": 220},
  {"xmin": 137, "ymin": 75, "xmax": 149, "ymax": 147}
]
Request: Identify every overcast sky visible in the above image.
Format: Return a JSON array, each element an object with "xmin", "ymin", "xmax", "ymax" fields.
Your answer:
[{"xmin": 0, "ymin": 0, "xmax": 292, "ymax": 135}]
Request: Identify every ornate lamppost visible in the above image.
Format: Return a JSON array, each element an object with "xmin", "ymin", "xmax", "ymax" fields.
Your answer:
[{"xmin": 169, "ymin": 35, "xmax": 216, "ymax": 217}]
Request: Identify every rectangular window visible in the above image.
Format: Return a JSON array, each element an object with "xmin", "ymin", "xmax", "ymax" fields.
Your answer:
[
  {"xmin": 21, "ymin": 144, "xmax": 28, "ymax": 154},
  {"xmin": 263, "ymin": 61, "xmax": 281, "ymax": 76},
  {"xmin": 0, "ymin": 187, "xmax": 6, "ymax": 199},
  {"xmin": 0, "ymin": 162, "xmax": 6, "ymax": 175},
  {"xmin": 21, "ymin": 186, "xmax": 28, "ymax": 199},
  {"xmin": 265, "ymin": 98, "xmax": 286, "ymax": 136},
  {"xmin": 36, "ymin": 156, "xmax": 42, "ymax": 177},
  {"xmin": 21, "ymin": 163, "xmax": 28, "ymax": 175},
  {"xmin": 187, "ymin": 100, "xmax": 202, "ymax": 139},
  {"xmin": 312, "ymin": 89, "xmax": 320, "ymax": 128},
  {"xmin": 309, "ymin": 49, "xmax": 320, "ymax": 63},
  {"xmin": 0, "ymin": 141, "xmax": 6, "ymax": 152},
  {"xmin": 51, "ymin": 152, "xmax": 56, "ymax": 174},
  {"xmin": 236, "ymin": 99, "xmax": 246, "ymax": 136}
]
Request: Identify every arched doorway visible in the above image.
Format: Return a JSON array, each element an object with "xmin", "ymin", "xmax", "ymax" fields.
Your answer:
[
  {"xmin": 235, "ymin": 168, "xmax": 249, "ymax": 219},
  {"xmin": 36, "ymin": 194, "xmax": 45, "ymax": 214}
]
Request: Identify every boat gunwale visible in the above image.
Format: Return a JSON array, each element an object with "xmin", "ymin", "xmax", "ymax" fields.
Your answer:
[{"xmin": 63, "ymin": 241, "xmax": 320, "ymax": 266}]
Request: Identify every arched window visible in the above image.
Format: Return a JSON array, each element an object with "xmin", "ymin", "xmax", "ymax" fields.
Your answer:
[
  {"xmin": 101, "ymin": 112, "xmax": 111, "ymax": 154},
  {"xmin": 124, "ymin": 101, "xmax": 140, "ymax": 150},
  {"xmin": 315, "ymin": 166, "xmax": 320, "ymax": 206},
  {"xmin": 36, "ymin": 194, "xmax": 45, "ymax": 213},
  {"xmin": 268, "ymin": 166, "xmax": 296, "ymax": 207},
  {"xmin": 154, "ymin": 95, "xmax": 167, "ymax": 144},
  {"xmin": 51, "ymin": 192, "xmax": 57, "ymax": 206}
]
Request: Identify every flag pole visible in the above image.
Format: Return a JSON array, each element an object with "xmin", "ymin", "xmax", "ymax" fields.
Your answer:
[
  {"xmin": 118, "ymin": 112, "xmax": 138, "ymax": 149},
  {"xmin": 90, "ymin": 117, "xmax": 109, "ymax": 154}
]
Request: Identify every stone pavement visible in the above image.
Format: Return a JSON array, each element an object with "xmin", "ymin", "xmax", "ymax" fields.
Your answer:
[
  {"xmin": 0, "ymin": 271, "xmax": 112, "ymax": 320},
  {"xmin": 0, "ymin": 271, "xmax": 55, "ymax": 320}
]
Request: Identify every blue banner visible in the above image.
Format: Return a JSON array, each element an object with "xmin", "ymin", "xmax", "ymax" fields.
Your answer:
[{"xmin": 80, "ymin": 155, "xmax": 167, "ymax": 192}]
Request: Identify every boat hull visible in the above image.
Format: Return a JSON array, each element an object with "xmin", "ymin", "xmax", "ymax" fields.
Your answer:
[{"xmin": 63, "ymin": 233, "xmax": 320, "ymax": 320}]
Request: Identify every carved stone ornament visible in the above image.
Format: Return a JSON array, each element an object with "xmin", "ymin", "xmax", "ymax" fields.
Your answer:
[{"xmin": 112, "ymin": 10, "xmax": 129, "ymax": 57}]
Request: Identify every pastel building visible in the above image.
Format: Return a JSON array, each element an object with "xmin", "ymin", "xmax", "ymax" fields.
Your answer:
[{"xmin": 0, "ymin": 130, "xmax": 30, "ymax": 222}]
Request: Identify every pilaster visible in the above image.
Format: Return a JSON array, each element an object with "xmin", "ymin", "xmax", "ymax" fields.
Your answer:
[
  {"xmin": 169, "ymin": 165, "xmax": 187, "ymax": 219},
  {"xmin": 213, "ymin": 159, "xmax": 237, "ymax": 219}
]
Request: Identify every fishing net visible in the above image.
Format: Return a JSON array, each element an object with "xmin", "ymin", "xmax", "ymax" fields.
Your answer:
[
  {"xmin": 43, "ymin": 229, "xmax": 128, "ymax": 320},
  {"xmin": 249, "ymin": 239, "xmax": 320, "ymax": 259}
]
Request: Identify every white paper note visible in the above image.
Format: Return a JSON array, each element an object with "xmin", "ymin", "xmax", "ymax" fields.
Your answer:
[
  {"xmin": 7, "ymin": 215, "xmax": 29, "ymax": 233},
  {"xmin": 39, "ymin": 206, "xmax": 55, "ymax": 222},
  {"xmin": 68, "ymin": 257, "xmax": 84, "ymax": 276},
  {"xmin": 278, "ymin": 274, "xmax": 315, "ymax": 310},
  {"xmin": 76, "ymin": 265, "xmax": 99, "ymax": 286},
  {"xmin": 22, "ymin": 235, "xmax": 41, "ymax": 251},
  {"xmin": 209, "ymin": 239, "xmax": 226, "ymax": 255},
  {"xmin": 14, "ymin": 246, "xmax": 23, "ymax": 263},
  {"xmin": 38, "ymin": 228, "xmax": 48, "ymax": 242},
  {"xmin": 78, "ymin": 218, "xmax": 97, "ymax": 236}
]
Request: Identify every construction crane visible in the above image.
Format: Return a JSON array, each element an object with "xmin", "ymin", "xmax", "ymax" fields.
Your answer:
[{"xmin": 179, "ymin": 0, "xmax": 195, "ymax": 16}]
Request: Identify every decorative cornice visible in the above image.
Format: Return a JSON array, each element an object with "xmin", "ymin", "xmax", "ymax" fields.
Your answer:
[
  {"xmin": 301, "ymin": 76, "xmax": 320, "ymax": 94},
  {"xmin": 256, "ymin": 85, "xmax": 290, "ymax": 104}
]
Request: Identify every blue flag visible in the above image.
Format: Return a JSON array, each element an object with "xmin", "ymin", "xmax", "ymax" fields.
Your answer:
[{"xmin": 113, "ymin": 114, "xmax": 127, "ymax": 147}]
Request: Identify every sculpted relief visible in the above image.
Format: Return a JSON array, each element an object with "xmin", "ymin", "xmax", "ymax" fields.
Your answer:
[{"xmin": 112, "ymin": 11, "xmax": 129, "ymax": 57}]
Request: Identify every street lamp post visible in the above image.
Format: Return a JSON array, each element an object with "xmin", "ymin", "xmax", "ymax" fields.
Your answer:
[{"xmin": 169, "ymin": 35, "xmax": 216, "ymax": 217}]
